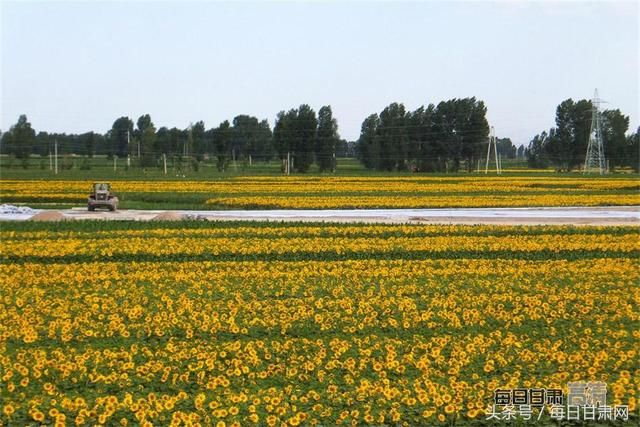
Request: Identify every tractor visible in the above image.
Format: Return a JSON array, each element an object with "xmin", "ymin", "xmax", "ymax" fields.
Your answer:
[{"xmin": 88, "ymin": 182, "xmax": 118, "ymax": 211}]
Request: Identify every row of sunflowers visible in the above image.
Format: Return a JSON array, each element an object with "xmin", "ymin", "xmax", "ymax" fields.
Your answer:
[
  {"xmin": 0, "ymin": 222, "xmax": 637, "ymax": 425},
  {"xmin": 1, "ymin": 176, "xmax": 638, "ymax": 208}
]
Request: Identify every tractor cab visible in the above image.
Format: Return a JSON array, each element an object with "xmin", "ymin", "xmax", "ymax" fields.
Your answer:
[{"xmin": 88, "ymin": 182, "xmax": 119, "ymax": 211}]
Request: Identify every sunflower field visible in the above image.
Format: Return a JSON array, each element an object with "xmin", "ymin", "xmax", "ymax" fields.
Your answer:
[
  {"xmin": 1, "ymin": 176, "xmax": 639, "ymax": 209},
  {"xmin": 0, "ymin": 221, "xmax": 638, "ymax": 426}
]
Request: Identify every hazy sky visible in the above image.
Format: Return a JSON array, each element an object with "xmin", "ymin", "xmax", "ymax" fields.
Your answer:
[{"xmin": 1, "ymin": 0, "xmax": 638, "ymax": 145}]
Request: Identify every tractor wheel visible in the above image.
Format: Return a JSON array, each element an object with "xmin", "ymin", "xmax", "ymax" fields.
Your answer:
[
  {"xmin": 88, "ymin": 206, "xmax": 95, "ymax": 212},
  {"xmin": 109, "ymin": 205, "xmax": 116, "ymax": 212}
]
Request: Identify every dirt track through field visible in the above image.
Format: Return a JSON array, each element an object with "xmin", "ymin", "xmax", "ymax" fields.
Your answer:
[{"xmin": 1, "ymin": 206, "xmax": 638, "ymax": 225}]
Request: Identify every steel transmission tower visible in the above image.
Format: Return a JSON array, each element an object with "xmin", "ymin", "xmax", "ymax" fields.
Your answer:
[
  {"xmin": 485, "ymin": 126, "xmax": 501, "ymax": 174},
  {"xmin": 584, "ymin": 89, "xmax": 606, "ymax": 174}
]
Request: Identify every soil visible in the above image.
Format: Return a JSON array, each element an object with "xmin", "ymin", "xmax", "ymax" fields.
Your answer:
[
  {"xmin": 151, "ymin": 211, "xmax": 185, "ymax": 221},
  {"xmin": 29, "ymin": 211, "xmax": 67, "ymax": 222}
]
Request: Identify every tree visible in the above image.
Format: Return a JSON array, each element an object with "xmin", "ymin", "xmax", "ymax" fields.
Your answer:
[
  {"xmin": 213, "ymin": 120, "xmax": 231, "ymax": 171},
  {"xmin": 377, "ymin": 103, "xmax": 407, "ymax": 171},
  {"xmin": 294, "ymin": 104, "xmax": 317, "ymax": 173},
  {"xmin": 155, "ymin": 127, "xmax": 170, "ymax": 156},
  {"xmin": 357, "ymin": 98, "xmax": 489, "ymax": 172},
  {"xmin": 627, "ymin": 127, "xmax": 639, "ymax": 172},
  {"xmin": 109, "ymin": 117, "xmax": 134, "ymax": 158},
  {"xmin": 84, "ymin": 132, "xmax": 96, "ymax": 158},
  {"xmin": 136, "ymin": 114, "xmax": 156, "ymax": 167},
  {"xmin": 432, "ymin": 100, "xmax": 458, "ymax": 172},
  {"xmin": 273, "ymin": 106, "xmax": 318, "ymax": 173},
  {"xmin": 5, "ymin": 115, "xmax": 36, "ymax": 159},
  {"xmin": 273, "ymin": 110, "xmax": 298, "ymax": 172},
  {"xmin": 406, "ymin": 106, "xmax": 435, "ymax": 172},
  {"xmin": 0, "ymin": 131, "xmax": 11, "ymax": 156},
  {"xmin": 461, "ymin": 98, "xmax": 490, "ymax": 171},
  {"xmin": 547, "ymin": 99, "xmax": 572, "ymax": 171},
  {"xmin": 35, "ymin": 131, "xmax": 50, "ymax": 157},
  {"xmin": 256, "ymin": 119, "xmax": 273, "ymax": 161},
  {"xmin": 232, "ymin": 115, "xmax": 260, "ymax": 163},
  {"xmin": 191, "ymin": 121, "xmax": 206, "ymax": 161},
  {"xmin": 543, "ymin": 99, "xmax": 592, "ymax": 171},
  {"xmin": 528, "ymin": 98, "xmax": 633, "ymax": 172},
  {"xmin": 570, "ymin": 99, "xmax": 592, "ymax": 170},
  {"xmin": 273, "ymin": 111, "xmax": 289, "ymax": 161},
  {"xmin": 496, "ymin": 138, "xmax": 517, "ymax": 159},
  {"xmin": 527, "ymin": 132, "xmax": 549, "ymax": 169},
  {"xmin": 316, "ymin": 106, "xmax": 339, "ymax": 172},
  {"xmin": 601, "ymin": 109, "xmax": 629, "ymax": 170},
  {"xmin": 357, "ymin": 114, "xmax": 379, "ymax": 170},
  {"xmin": 185, "ymin": 125, "xmax": 194, "ymax": 160}
]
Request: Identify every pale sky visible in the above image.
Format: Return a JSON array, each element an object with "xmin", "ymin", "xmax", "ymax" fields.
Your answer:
[{"xmin": 1, "ymin": 0, "xmax": 638, "ymax": 145}]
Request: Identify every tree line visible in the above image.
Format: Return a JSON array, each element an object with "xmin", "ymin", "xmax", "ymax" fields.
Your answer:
[
  {"xmin": 526, "ymin": 99, "xmax": 639, "ymax": 172},
  {"xmin": 0, "ymin": 106, "xmax": 352, "ymax": 171},
  {"xmin": 356, "ymin": 98, "xmax": 516, "ymax": 172},
  {"xmin": 2, "ymin": 97, "xmax": 638, "ymax": 173}
]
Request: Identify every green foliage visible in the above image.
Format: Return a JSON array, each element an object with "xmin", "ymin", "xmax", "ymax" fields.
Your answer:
[
  {"xmin": 602, "ymin": 109, "xmax": 630, "ymax": 170},
  {"xmin": 378, "ymin": 102, "xmax": 407, "ymax": 171},
  {"xmin": 5, "ymin": 114, "xmax": 36, "ymax": 159},
  {"xmin": 496, "ymin": 138, "xmax": 517, "ymax": 159},
  {"xmin": 315, "ymin": 106, "xmax": 338, "ymax": 172},
  {"xmin": 543, "ymin": 99, "xmax": 591, "ymax": 171},
  {"xmin": 358, "ymin": 98, "xmax": 489, "ymax": 172},
  {"xmin": 293, "ymin": 104, "xmax": 317, "ymax": 173},
  {"xmin": 109, "ymin": 117, "xmax": 134, "ymax": 158},
  {"xmin": 139, "ymin": 119, "xmax": 157, "ymax": 168},
  {"xmin": 527, "ymin": 100, "xmax": 632, "ymax": 172},
  {"xmin": 84, "ymin": 131, "xmax": 96, "ymax": 158},
  {"xmin": 273, "ymin": 105, "xmax": 318, "ymax": 172},
  {"xmin": 190, "ymin": 121, "xmax": 206, "ymax": 161},
  {"xmin": 79, "ymin": 158, "xmax": 92, "ymax": 170},
  {"xmin": 358, "ymin": 114, "xmax": 380, "ymax": 169},
  {"xmin": 214, "ymin": 120, "xmax": 232, "ymax": 171},
  {"xmin": 273, "ymin": 109, "xmax": 295, "ymax": 161},
  {"xmin": 627, "ymin": 127, "xmax": 640, "ymax": 172},
  {"xmin": 526, "ymin": 132, "xmax": 549, "ymax": 169}
]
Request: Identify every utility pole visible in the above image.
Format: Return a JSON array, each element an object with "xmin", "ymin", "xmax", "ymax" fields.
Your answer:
[
  {"xmin": 186, "ymin": 124, "xmax": 193, "ymax": 172},
  {"xmin": 232, "ymin": 147, "xmax": 237, "ymax": 171},
  {"xmin": 49, "ymin": 146, "xmax": 53, "ymax": 171},
  {"xmin": 332, "ymin": 150, "xmax": 336, "ymax": 173},
  {"xmin": 127, "ymin": 130, "xmax": 131, "ymax": 168},
  {"xmin": 485, "ymin": 126, "xmax": 501, "ymax": 174},
  {"xmin": 54, "ymin": 139, "xmax": 58, "ymax": 175},
  {"xmin": 187, "ymin": 124, "xmax": 192, "ymax": 159},
  {"xmin": 113, "ymin": 156, "xmax": 117, "ymax": 172},
  {"xmin": 163, "ymin": 153, "xmax": 167, "ymax": 175},
  {"xmin": 286, "ymin": 151, "xmax": 291, "ymax": 175},
  {"xmin": 584, "ymin": 88, "xmax": 606, "ymax": 174}
]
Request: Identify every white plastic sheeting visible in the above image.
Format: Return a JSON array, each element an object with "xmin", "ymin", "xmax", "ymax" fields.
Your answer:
[
  {"xmin": 0, "ymin": 205, "xmax": 39, "ymax": 221},
  {"xmin": 0, "ymin": 206, "xmax": 638, "ymax": 224}
]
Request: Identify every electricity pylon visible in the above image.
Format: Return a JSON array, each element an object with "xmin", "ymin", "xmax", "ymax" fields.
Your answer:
[
  {"xmin": 485, "ymin": 126, "xmax": 501, "ymax": 174},
  {"xmin": 584, "ymin": 89, "xmax": 606, "ymax": 174}
]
